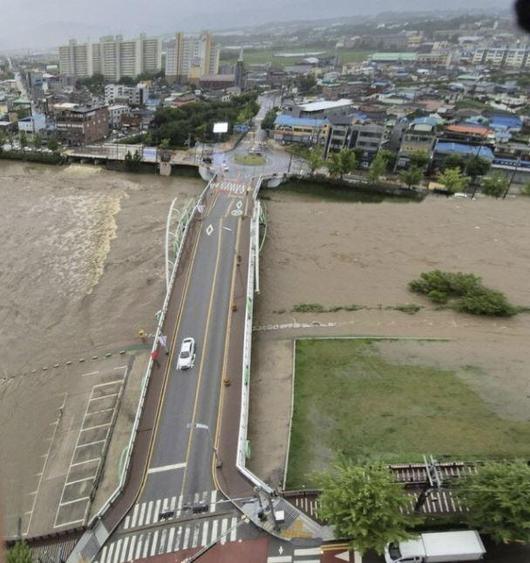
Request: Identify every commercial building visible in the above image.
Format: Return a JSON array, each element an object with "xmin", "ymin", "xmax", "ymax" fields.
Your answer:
[
  {"xmin": 104, "ymin": 83, "xmax": 149, "ymax": 105},
  {"xmin": 17, "ymin": 113, "xmax": 47, "ymax": 134},
  {"xmin": 59, "ymin": 34, "xmax": 162, "ymax": 80},
  {"xmin": 53, "ymin": 103, "xmax": 109, "ymax": 145},
  {"xmin": 165, "ymin": 32, "xmax": 220, "ymax": 82},
  {"xmin": 273, "ymin": 114, "xmax": 329, "ymax": 145},
  {"xmin": 284, "ymin": 99, "xmax": 354, "ymax": 120},
  {"xmin": 396, "ymin": 117, "xmax": 438, "ymax": 168},
  {"xmin": 108, "ymin": 104, "xmax": 130, "ymax": 128}
]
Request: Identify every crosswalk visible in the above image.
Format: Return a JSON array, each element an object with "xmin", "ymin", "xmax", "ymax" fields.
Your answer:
[
  {"xmin": 123, "ymin": 491, "xmax": 218, "ymax": 530},
  {"xmin": 97, "ymin": 513, "xmax": 241, "ymax": 563},
  {"xmin": 213, "ymin": 181, "xmax": 247, "ymax": 195},
  {"xmin": 267, "ymin": 547, "xmax": 323, "ymax": 563}
]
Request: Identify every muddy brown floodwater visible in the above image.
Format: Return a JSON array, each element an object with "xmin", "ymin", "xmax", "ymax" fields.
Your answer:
[
  {"xmin": 249, "ymin": 188, "xmax": 530, "ymax": 486},
  {"xmin": 0, "ymin": 162, "xmax": 204, "ymax": 375}
]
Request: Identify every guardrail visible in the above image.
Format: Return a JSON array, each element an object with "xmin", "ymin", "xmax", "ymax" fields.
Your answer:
[
  {"xmin": 87, "ymin": 174, "xmax": 217, "ymax": 528},
  {"xmin": 235, "ymin": 176, "xmax": 274, "ymax": 495}
]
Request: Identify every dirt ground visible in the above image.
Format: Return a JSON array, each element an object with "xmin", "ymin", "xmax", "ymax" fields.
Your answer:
[
  {"xmin": 248, "ymin": 189, "xmax": 530, "ymax": 487},
  {"xmin": 0, "ymin": 161, "xmax": 204, "ymax": 536}
]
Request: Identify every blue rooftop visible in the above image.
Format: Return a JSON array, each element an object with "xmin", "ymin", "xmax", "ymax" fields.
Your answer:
[
  {"xmin": 411, "ymin": 116, "xmax": 442, "ymax": 127},
  {"xmin": 488, "ymin": 115, "xmax": 522, "ymax": 131},
  {"xmin": 435, "ymin": 142, "xmax": 494, "ymax": 161},
  {"xmin": 274, "ymin": 114, "xmax": 328, "ymax": 128}
]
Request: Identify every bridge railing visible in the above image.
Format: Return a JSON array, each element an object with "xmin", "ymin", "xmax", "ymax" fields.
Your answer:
[
  {"xmin": 87, "ymin": 174, "xmax": 217, "ymax": 528},
  {"xmin": 235, "ymin": 176, "xmax": 274, "ymax": 495}
]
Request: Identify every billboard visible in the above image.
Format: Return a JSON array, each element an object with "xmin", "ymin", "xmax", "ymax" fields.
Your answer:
[
  {"xmin": 213, "ymin": 122, "xmax": 229, "ymax": 134},
  {"xmin": 143, "ymin": 147, "xmax": 158, "ymax": 163}
]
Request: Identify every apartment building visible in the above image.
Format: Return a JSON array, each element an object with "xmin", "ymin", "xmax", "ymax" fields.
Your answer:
[
  {"xmin": 53, "ymin": 103, "xmax": 109, "ymax": 145},
  {"xmin": 472, "ymin": 47, "xmax": 530, "ymax": 68},
  {"xmin": 104, "ymin": 83, "xmax": 148, "ymax": 105},
  {"xmin": 59, "ymin": 34, "xmax": 162, "ymax": 80},
  {"xmin": 165, "ymin": 32, "xmax": 220, "ymax": 82}
]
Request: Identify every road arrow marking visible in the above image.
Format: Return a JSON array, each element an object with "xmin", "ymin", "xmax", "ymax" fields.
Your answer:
[
  {"xmin": 336, "ymin": 550, "xmax": 350, "ymax": 561},
  {"xmin": 223, "ymin": 226, "xmax": 232, "ymax": 231},
  {"xmin": 206, "ymin": 224, "xmax": 214, "ymax": 236}
]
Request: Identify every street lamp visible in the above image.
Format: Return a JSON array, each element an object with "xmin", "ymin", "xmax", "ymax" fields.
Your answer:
[{"xmin": 187, "ymin": 422, "xmax": 222, "ymax": 468}]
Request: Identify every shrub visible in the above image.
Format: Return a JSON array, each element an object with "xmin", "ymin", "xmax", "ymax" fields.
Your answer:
[
  {"xmin": 409, "ymin": 270, "xmax": 517, "ymax": 317},
  {"xmin": 292, "ymin": 303, "xmax": 326, "ymax": 313},
  {"xmin": 456, "ymin": 288, "xmax": 518, "ymax": 317},
  {"xmin": 393, "ymin": 304, "xmax": 422, "ymax": 314}
]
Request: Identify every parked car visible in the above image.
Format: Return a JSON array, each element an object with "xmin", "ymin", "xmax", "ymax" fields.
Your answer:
[{"xmin": 176, "ymin": 337, "xmax": 196, "ymax": 370}]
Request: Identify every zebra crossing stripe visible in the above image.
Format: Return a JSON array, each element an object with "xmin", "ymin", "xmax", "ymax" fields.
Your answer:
[
  {"xmin": 230, "ymin": 517, "xmax": 238, "ymax": 541},
  {"xmin": 130, "ymin": 504, "xmax": 139, "ymax": 528},
  {"xmin": 144, "ymin": 500, "xmax": 153, "ymax": 526},
  {"xmin": 220, "ymin": 518, "xmax": 228, "ymax": 545},
  {"xmin": 209, "ymin": 490, "xmax": 217, "ymax": 512},
  {"xmin": 177, "ymin": 495, "xmax": 183, "ymax": 517},
  {"xmin": 154, "ymin": 499, "xmax": 162, "ymax": 522},
  {"xmin": 192, "ymin": 524, "xmax": 200, "ymax": 548},
  {"xmin": 106, "ymin": 542, "xmax": 114, "ymax": 563},
  {"xmin": 127, "ymin": 535, "xmax": 136, "ymax": 561},
  {"xmin": 175, "ymin": 527, "xmax": 183, "ymax": 550},
  {"xmin": 119, "ymin": 537, "xmax": 129, "ymax": 563},
  {"xmin": 158, "ymin": 528, "xmax": 167, "ymax": 554},
  {"xmin": 99, "ymin": 545, "xmax": 107, "ymax": 563},
  {"xmin": 166, "ymin": 527, "xmax": 175, "ymax": 553},
  {"xmin": 211, "ymin": 519, "xmax": 218, "ymax": 544},
  {"xmin": 150, "ymin": 531, "xmax": 159, "ymax": 556},
  {"xmin": 134, "ymin": 534, "xmax": 143, "ymax": 559},
  {"xmin": 123, "ymin": 515, "xmax": 130, "ymax": 530},
  {"xmin": 142, "ymin": 534, "xmax": 150, "ymax": 558},
  {"xmin": 112, "ymin": 539, "xmax": 122, "ymax": 563},
  {"xmin": 183, "ymin": 527, "xmax": 191, "ymax": 550},
  {"xmin": 201, "ymin": 520, "xmax": 209, "ymax": 546},
  {"xmin": 170, "ymin": 496, "xmax": 177, "ymax": 511}
]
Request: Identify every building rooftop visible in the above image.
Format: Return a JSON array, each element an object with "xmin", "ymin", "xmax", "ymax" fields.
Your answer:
[
  {"xmin": 435, "ymin": 142, "xmax": 494, "ymax": 161},
  {"xmin": 275, "ymin": 114, "xmax": 328, "ymax": 128},
  {"xmin": 446, "ymin": 123, "xmax": 493, "ymax": 137},
  {"xmin": 297, "ymin": 99, "xmax": 353, "ymax": 113}
]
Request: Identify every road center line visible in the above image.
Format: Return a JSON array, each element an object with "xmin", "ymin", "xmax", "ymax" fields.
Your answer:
[{"xmin": 147, "ymin": 462, "xmax": 186, "ymax": 474}]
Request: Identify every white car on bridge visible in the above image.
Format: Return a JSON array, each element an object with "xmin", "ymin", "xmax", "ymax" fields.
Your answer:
[{"xmin": 177, "ymin": 337, "xmax": 196, "ymax": 370}]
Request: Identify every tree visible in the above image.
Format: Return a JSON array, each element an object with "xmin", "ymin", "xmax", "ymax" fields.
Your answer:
[
  {"xmin": 261, "ymin": 108, "xmax": 278, "ymax": 131},
  {"xmin": 378, "ymin": 149, "xmax": 397, "ymax": 172},
  {"xmin": 443, "ymin": 154, "xmax": 465, "ymax": 172},
  {"xmin": 458, "ymin": 462, "xmax": 530, "ymax": 543},
  {"xmin": 307, "ymin": 147, "xmax": 323, "ymax": 175},
  {"xmin": 368, "ymin": 152, "xmax": 387, "ymax": 182},
  {"xmin": 466, "ymin": 156, "xmax": 491, "ymax": 179},
  {"xmin": 438, "ymin": 167, "xmax": 469, "ymax": 194},
  {"xmin": 318, "ymin": 461, "xmax": 417, "ymax": 554},
  {"xmin": 47, "ymin": 137, "xmax": 59, "ymax": 152},
  {"xmin": 118, "ymin": 76, "xmax": 136, "ymax": 86},
  {"xmin": 296, "ymin": 74, "xmax": 317, "ymax": 95},
  {"xmin": 159, "ymin": 138, "xmax": 171, "ymax": 150},
  {"xmin": 482, "ymin": 172, "xmax": 509, "ymax": 198},
  {"xmin": 32, "ymin": 133, "xmax": 42, "ymax": 149},
  {"xmin": 400, "ymin": 166, "xmax": 423, "ymax": 188},
  {"xmin": 408, "ymin": 150, "xmax": 429, "ymax": 169},
  {"xmin": 7, "ymin": 540, "xmax": 32, "ymax": 563},
  {"xmin": 326, "ymin": 148, "xmax": 357, "ymax": 180},
  {"xmin": 19, "ymin": 131, "xmax": 27, "ymax": 151},
  {"xmin": 521, "ymin": 182, "xmax": 530, "ymax": 196}
]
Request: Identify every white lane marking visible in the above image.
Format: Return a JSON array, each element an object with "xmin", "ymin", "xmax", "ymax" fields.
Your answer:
[
  {"xmin": 154, "ymin": 499, "xmax": 162, "ymax": 522},
  {"xmin": 58, "ymin": 496, "xmax": 90, "ymax": 507},
  {"xmin": 150, "ymin": 531, "xmax": 159, "ymax": 556},
  {"xmin": 138, "ymin": 502, "xmax": 147, "ymax": 526},
  {"xmin": 230, "ymin": 517, "xmax": 238, "ymax": 541},
  {"xmin": 75, "ymin": 439, "xmax": 106, "ymax": 448},
  {"xmin": 144, "ymin": 501, "xmax": 153, "ymax": 526},
  {"xmin": 113, "ymin": 365, "xmax": 128, "ymax": 371},
  {"xmin": 183, "ymin": 527, "xmax": 191, "ymax": 550},
  {"xmin": 166, "ymin": 527, "xmax": 175, "ymax": 553},
  {"xmin": 193, "ymin": 492, "xmax": 199, "ymax": 505},
  {"xmin": 147, "ymin": 463, "xmax": 186, "ymax": 474},
  {"xmin": 82, "ymin": 423, "xmax": 111, "ymax": 432},
  {"xmin": 130, "ymin": 504, "xmax": 139, "ymax": 528},
  {"xmin": 201, "ymin": 520, "xmax": 209, "ymax": 546},
  {"xmin": 64, "ymin": 474, "xmax": 98, "ymax": 486},
  {"xmin": 81, "ymin": 371, "xmax": 100, "ymax": 377},
  {"xmin": 71, "ymin": 457, "xmax": 100, "ymax": 468},
  {"xmin": 176, "ymin": 495, "xmax": 183, "ymax": 517},
  {"xmin": 267, "ymin": 557, "xmax": 292, "ymax": 563},
  {"xmin": 142, "ymin": 534, "xmax": 150, "ymax": 559},
  {"xmin": 220, "ymin": 518, "xmax": 228, "ymax": 544},
  {"xmin": 206, "ymin": 224, "xmax": 214, "ymax": 236},
  {"xmin": 112, "ymin": 539, "xmax": 122, "ymax": 563},
  {"xmin": 106, "ymin": 542, "xmax": 114, "ymax": 563},
  {"xmin": 294, "ymin": 548, "xmax": 321, "ymax": 556},
  {"xmin": 118, "ymin": 537, "xmax": 129, "ymax": 563},
  {"xmin": 192, "ymin": 525, "xmax": 200, "ymax": 548},
  {"xmin": 209, "ymin": 490, "xmax": 217, "ymax": 512},
  {"xmin": 127, "ymin": 535, "xmax": 137, "ymax": 561},
  {"xmin": 158, "ymin": 528, "xmax": 167, "ymax": 554},
  {"xmin": 134, "ymin": 535, "xmax": 143, "ymax": 560},
  {"xmin": 175, "ymin": 527, "xmax": 182, "ymax": 550},
  {"xmin": 210, "ymin": 519, "xmax": 218, "ymax": 543}
]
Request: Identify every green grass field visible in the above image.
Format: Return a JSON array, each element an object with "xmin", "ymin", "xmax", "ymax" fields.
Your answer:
[
  {"xmin": 286, "ymin": 339, "xmax": 530, "ymax": 488},
  {"xmin": 221, "ymin": 48, "xmax": 373, "ymax": 67},
  {"xmin": 234, "ymin": 154, "xmax": 267, "ymax": 166}
]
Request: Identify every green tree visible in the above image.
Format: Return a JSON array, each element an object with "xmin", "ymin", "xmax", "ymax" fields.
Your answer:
[
  {"xmin": 438, "ymin": 167, "xmax": 469, "ymax": 194},
  {"xmin": 159, "ymin": 138, "xmax": 171, "ymax": 150},
  {"xmin": 368, "ymin": 152, "xmax": 387, "ymax": 182},
  {"xmin": 466, "ymin": 156, "xmax": 491, "ymax": 179},
  {"xmin": 261, "ymin": 108, "xmax": 278, "ymax": 131},
  {"xmin": 443, "ymin": 154, "xmax": 465, "ymax": 171},
  {"xmin": 7, "ymin": 540, "xmax": 32, "ymax": 563},
  {"xmin": 47, "ymin": 137, "xmax": 59, "ymax": 152},
  {"xmin": 296, "ymin": 74, "xmax": 317, "ymax": 95},
  {"xmin": 482, "ymin": 172, "xmax": 509, "ymax": 198},
  {"xmin": 408, "ymin": 150, "xmax": 429, "ymax": 169},
  {"xmin": 400, "ymin": 166, "xmax": 423, "ymax": 188},
  {"xmin": 307, "ymin": 147, "xmax": 323, "ymax": 175},
  {"xmin": 32, "ymin": 133, "xmax": 42, "ymax": 149},
  {"xmin": 378, "ymin": 149, "xmax": 397, "ymax": 172},
  {"xmin": 19, "ymin": 131, "xmax": 27, "ymax": 151},
  {"xmin": 318, "ymin": 461, "xmax": 417, "ymax": 554},
  {"xmin": 326, "ymin": 148, "xmax": 357, "ymax": 180},
  {"xmin": 521, "ymin": 182, "xmax": 530, "ymax": 196},
  {"xmin": 458, "ymin": 462, "xmax": 530, "ymax": 543}
]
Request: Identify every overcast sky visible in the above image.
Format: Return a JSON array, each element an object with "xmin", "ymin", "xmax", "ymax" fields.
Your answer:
[{"xmin": 0, "ymin": 0, "xmax": 515, "ymax": 50}]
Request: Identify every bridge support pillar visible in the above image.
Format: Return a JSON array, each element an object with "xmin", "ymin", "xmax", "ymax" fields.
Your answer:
[{"xmin": 159, "ymin": 162, "xmax": 172, "ymax": 176}]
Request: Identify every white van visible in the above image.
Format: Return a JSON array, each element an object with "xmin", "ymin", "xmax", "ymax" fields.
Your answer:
[{"xmin": 384, "ymin": 531, "xmax": 486, "ymax": 563}]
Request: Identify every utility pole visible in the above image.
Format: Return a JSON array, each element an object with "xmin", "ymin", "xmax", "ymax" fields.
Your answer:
[{"xmin": 503, "ymin": 153, "xmax": 521, "ymax": 199}]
